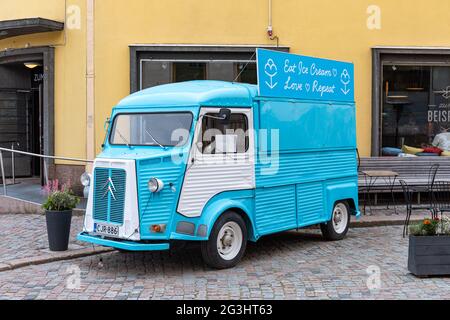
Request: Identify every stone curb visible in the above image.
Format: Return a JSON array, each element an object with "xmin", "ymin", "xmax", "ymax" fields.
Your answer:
[
  {"xmin": 351, "ymin": 220, "xmax": 405, "ymax": 228},
  {"xmin": 0, "ymin": 263, "xmax": 12, "ymax": 272},
  {"xmin": 0, "ymin": 247, "xmax": 114, "ymax": 272},
  {"xmin": 350, "ymin": 217, "xmax": 423, "ymax": 228}
]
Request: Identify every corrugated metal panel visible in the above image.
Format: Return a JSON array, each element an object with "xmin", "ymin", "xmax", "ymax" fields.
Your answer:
[
  {"xmin": 93, "ymin": 168, "xmax": 109, "ymax": 222},
  {"xmin": 178, "ymin": 155, "xmax": 255, "ymax": 217},
  {"xmin": 109, "ymin": 169, "xmax": 126, "ymax": 224},
  {"xmin": 137, "ymin": 160, "xmax": 183, "ymax": 227},
  {"xmin": 255, "ymin": 185, "xmax": 297, "ymax": 236},
  {"xmin": 256, "ymin": 150, "xmax": 356, "ymax": 187},
  {"xmin": 297, "ymin": 182, "xmax": 324, "ymax": 226}
]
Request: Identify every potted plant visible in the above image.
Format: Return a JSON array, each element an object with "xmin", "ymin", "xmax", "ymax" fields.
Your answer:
[
  {"xmin": 408, "ymin": 217, "xmax": 450, "ymax": 277},
  {"xmin": 42, "ymin": 180, "xmax": 80, "ymax": 251}
]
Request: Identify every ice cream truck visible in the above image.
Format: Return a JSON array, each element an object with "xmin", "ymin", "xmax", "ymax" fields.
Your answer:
[{"xmin": 77, "ymin": 49, "xmax": 359, "ymax": 269}]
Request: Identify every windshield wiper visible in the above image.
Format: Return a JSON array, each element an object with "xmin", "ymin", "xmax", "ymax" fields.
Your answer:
[
  {"xmin": 116, "ymin": 129, "xmax": 132, "ymax": 149},
  {"xmin": 145, "ymin": 128, "xmax": 167, "ymax": 150}
]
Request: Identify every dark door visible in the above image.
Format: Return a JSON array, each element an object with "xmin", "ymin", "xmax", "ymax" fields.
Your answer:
[
  {"xmin": 36, "ymin": 84, "xmax": 44, "ymax": 184},
  {"xmin": 0, "ymin": 89, "xmax": 35, "ymax": 177}
]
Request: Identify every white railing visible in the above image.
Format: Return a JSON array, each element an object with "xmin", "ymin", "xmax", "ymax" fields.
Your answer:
[{"xmin": 0, "ymin": 146, "xmax": 93, "ymax": 196}]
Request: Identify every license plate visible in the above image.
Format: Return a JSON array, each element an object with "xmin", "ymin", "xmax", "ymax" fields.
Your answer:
[{"xmin": 94, "ymin": 223, "xmax": 120, "ymax": 238}]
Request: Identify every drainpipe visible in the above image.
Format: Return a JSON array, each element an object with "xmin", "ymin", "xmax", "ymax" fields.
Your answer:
[
  {"xmin": 86, "ymin": 0, "xmax": 95, "ymax": 170},
  {"xmin": 268, "ymin": 0, "xmax": 273, "ymax": 36},
  {"xmin": 267, "ymin": 0, "xmax": 279, "ymax": 47}
]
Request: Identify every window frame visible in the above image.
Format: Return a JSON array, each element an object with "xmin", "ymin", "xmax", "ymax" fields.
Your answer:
[
  {"xmin": 199, "ymin": 112, "xmax": 250, "ymax": 154},
  {"xmin": 381, "ymin": 64, "xmax": 450, "ymax": 149},
  {"xmin": 372, "ymin": 47, "xmax": 450, "ymax": 156},
  {"xmin": 139, "ymin": 59, "xmax": 256, "ymax": 91},
  {"xmin": 130, "ymin": 45, "xmax": 290, "ymax": 93}
]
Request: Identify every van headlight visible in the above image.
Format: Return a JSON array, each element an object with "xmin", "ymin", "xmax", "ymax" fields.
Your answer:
[
  {"xmin": 148, "ymin": 178, "xmax": 164, "ymax": 193},
  {"xmin": 80, "ymin": 172, "xmax": 91, "ymax": 187}
]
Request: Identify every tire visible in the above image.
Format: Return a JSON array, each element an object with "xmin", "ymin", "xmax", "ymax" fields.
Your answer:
[
  {"xmin": 201, "ymin": 211, "xmax": 248, "ymax": 269},
  {"xmin": 320, "ymin": 201, "xmax": 350, "ymax": 241}
]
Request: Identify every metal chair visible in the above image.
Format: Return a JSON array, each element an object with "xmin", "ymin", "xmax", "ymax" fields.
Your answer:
[
  {"xmin": 411, "ymin": 163, "xmax": 440, "ymax": 203},
  {"xmin": 433, "ymin": 181, "xmax": 450, "ymax": 218},
  {"xmin": 399, "ymin": 180, "xmax": 435, "ymax": 237}
]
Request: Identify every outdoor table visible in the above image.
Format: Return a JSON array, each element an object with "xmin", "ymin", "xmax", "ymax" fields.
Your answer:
[{"xmin": 361, "ymin": 170, "xmax": 399, "ymax": 215}]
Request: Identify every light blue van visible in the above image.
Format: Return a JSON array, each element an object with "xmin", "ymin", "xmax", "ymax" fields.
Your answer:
[{"xmin": 78, "ymin": 50, "xmax": 359, "ymax": 269}]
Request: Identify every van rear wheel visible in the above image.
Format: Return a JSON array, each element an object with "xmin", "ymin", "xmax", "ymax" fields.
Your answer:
[
  {"xmin": 321, "ymin": 201, "xmax": 350, "ymax": 241},
  {"xmin": 201, "ymin": 211, "xmax": 247, "ymax": 269}
]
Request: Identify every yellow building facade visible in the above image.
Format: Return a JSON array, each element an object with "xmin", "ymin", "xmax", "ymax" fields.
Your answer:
[{"xmin": 1, "ymin": 0, "xmax": 450, "ymax": 186}]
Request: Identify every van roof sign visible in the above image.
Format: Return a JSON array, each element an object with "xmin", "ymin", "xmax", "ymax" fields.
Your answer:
[{"xmin": 256, "ymin": 48, "xmax": 354, "ymax": 103}]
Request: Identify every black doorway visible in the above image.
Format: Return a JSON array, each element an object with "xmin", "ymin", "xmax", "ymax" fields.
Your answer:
[{"xmin": 0, "ymin": 62, "xmax": 44, "ymax": 179}]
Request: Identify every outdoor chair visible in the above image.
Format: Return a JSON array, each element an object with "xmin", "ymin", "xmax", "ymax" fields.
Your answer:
[
  {"xmin": 432, "ymin": 181, "xmax": 450, "ymax": 218},
  {"xmin": 399, "ymin": 180, "xmax": 436, "ymax": 237},
  {"xmin": 410, "ymin": 163, "xmax": 440, "ymax": 202}
]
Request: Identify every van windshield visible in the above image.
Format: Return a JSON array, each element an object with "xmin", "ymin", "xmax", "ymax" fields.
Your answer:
[{"xmin": 110, "ymin": 112, "xmax": 193, "ymax": 147}]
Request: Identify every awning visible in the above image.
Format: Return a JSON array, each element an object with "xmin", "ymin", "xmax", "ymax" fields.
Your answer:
[{"xmin": 0, "ymin": 18, "xmax": 64, "ymax": 40}]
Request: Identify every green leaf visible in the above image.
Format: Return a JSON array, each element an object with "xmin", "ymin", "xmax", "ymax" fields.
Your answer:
[{"xmin": 42, "ymin": 190, "xmax": 80, "ymax": 211}]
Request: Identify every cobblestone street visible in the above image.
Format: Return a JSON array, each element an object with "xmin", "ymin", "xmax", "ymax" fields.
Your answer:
[
  {"xmin": 0, "ymin": 214, "xmax": 89, "ymax": 263},
  {"xmin": 0, "ymin": 214, "xmax": 449, "ymax": 300}
]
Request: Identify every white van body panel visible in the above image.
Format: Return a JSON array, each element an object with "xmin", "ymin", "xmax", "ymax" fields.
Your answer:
[
  {"xmin": 177, "ymin": 108, "xmax": 256, "ymax": 218},
  {"xmin": 83, "ymin": 158, "xmax": 141, "ymax": 241}
]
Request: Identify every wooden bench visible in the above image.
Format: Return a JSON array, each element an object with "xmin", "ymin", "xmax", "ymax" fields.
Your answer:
[{"xmin": 358, "ymin": 157, "xmax": 450, "ymax": 204}]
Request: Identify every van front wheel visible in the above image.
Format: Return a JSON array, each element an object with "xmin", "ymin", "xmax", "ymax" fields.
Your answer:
[
  {"xmin": 201, "ymin": 211, "xmax": 247, "ymax": 269},
  {"xmin": 321, "ymin": 201, "xmax": 350, "ymax": 241}
]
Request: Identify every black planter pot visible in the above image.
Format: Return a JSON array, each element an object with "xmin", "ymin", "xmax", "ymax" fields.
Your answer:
[
  {"xmin": 45, "ymin": 210, "xmax": 73, "ymax": 252},
  {"xmin": 408, "ymin": 235, "xmax": 450, "ymax": 277}
]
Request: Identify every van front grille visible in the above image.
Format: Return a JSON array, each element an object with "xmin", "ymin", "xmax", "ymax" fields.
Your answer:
[{"xmin": 93, "ymin": 168, "xmax": 126, "ymax": 225}]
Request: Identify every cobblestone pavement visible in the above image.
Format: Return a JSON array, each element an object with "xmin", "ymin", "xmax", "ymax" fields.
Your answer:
[
  {"xmin": 0, "ymin": 225, "xmax": 449, "ymax": 300},
  {"xmin": 0, "ymin": 214, "xmax": 88, "ymax": 263},
  {"xmin": 0, "ymin": 206, "xmax": 426, "ymax": 264}
]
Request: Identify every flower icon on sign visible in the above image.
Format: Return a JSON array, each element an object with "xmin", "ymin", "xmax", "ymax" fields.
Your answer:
[
  {"xmin": 340, "ymin": 69, "xmax": 350, "ymax": 85},
  {"xmin": 340, "ymin": 69, "xmax": 351, "ymax": 95},
  {"xmin": 264, "ymin": 59, "xmax": 278, "ymax": 89}
]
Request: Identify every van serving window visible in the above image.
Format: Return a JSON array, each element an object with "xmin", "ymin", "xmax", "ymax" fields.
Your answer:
[
  {"xmin": 109, "ymin": 112, "xmax": 193, "ymax": 147},
  {"xmin": 200, "ymin": 113, "xmax": 249, "ymax": 154}
]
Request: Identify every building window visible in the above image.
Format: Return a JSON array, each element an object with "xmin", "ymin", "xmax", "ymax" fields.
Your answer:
[
  {"xmin": 200, "ymin": 113, "xmax": 249, "ymax": 154},
  {"xmin": 174, "ymin": 62, "xmax": 206, "ymax": 82},
  {"xmin": 372, "ymin": 48, "xmax": 450, "ymax": 156},
  {"xmin": 131, "ymin": 45, "xmax": 289, "ymax": 92},
  {"xmin": 237, "ymin": 62, "xmax": 257, "ymax": 85},
  {"xmin": 381, "ymin": 65, "xmax": 450, "ymax": 154},
  {"xmin": 140, "ymin": 60, "xmax": 256, "ymax": 90}
]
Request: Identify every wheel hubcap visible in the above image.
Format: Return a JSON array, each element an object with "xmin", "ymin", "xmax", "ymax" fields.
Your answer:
[
  {"xmin": 217, "ymin": 222, "xmax": 243, "ymax": 261},
  {"xmin": 332, "ymin": 203, "xmax": 348, "ymax": 234}
]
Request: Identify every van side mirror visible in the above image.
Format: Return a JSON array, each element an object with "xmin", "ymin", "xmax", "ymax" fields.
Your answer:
[
  {"xmin": 104, "ymin": 117, "xmax": 111, "ymax": 131},
  {"xmin": 102, "ymin": 118, "xmax": 111, "ymax": 150},
  {"xmin": 218, "ymin": 108, "xmax": 231, "ymax": 124}
]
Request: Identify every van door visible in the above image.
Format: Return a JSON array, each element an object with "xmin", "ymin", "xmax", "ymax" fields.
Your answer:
[{"xmin": 177, "ymin": 107, "xmax": 255, "ymax": 218}]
